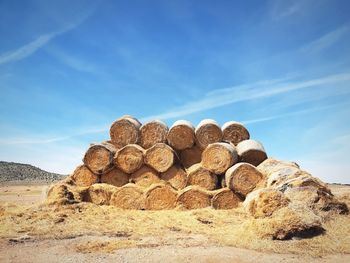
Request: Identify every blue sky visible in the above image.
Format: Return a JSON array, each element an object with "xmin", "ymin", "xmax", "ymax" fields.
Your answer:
[{"xmin": 0, "ymin": 0, "xmax": 349, "ymax": 183}]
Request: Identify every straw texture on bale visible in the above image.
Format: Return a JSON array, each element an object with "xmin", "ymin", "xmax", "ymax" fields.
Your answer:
[
  {"xmin": 179, "ymin": 145, "xmax": 202, "ymax": 169},
  {"xmin": 72, "ymin": 165, "xmax": 99, "ymax": 187},
  {"xmin": 144, "ymin": 143, "xmax": 175, "ymax": 172},
  {"xmin": 187, "ymin": 163, "xmax": 218, "ymax": 190},
  {"xmin": 46, "ymin": 184, "xmax": 76, "ymax": 205},
  {"xmin": 84, "ymin": 183, "xmax": 117, "ymax": 205},
  {"xmin": 236, "ymin": 139, "xmax": 267, "ymax": 166},
  {"xmin": 201, "ymin": 142, "xmax": 238, "ymax": 174},
  {"xmin": 140, "ymin": 120, "xmax": 168, "ymax": 149},
  {"xmin": 144, "ymin": 183, "xmax": 178, "ymax": 210},
  {"xmin": 114, "ymin": 144, "xmax": 144, "ymax": 174},
  {"xmin": 225, "ymin": 162, "xmax": 263, "ymax": 196},
  {"xmin": 177, "ymin": 186, "xmax": 211, "ymax": 209},
  {"xmin": 211, "ymin": 188, "xmax": 242, "ymax": 209},
  {"xmin": 110, "ymin": 184, "xmax": 145, "ymax": 210},
  {"xmin": 222, "ymin": 121, "xmax": 250, "ymax": 145},
  {"xmin": 130, "ymin": 165, "xmax": 161, "ymax": 187},
  {"xmin": 100, "ymin": 167, "xmax": 129, "ymax": 187},
  {"xmin": 160, "ymin": 164, "xmax": 187, "ymax": 190},
  {"xmin": 257, "ymin": 158, "xmax": 299, "ymax": 177},
  {"xmin": 167, "ymin": 120, "xmax": 195, "ymax": 150},
  {"xmin": 195, "ymin": 119, "xmax": 223, "ymax": 149},
  {"xmin": 244, "ymin": 188, "xmax": 290, "ymax": 218},
  {"xmin": 109, "ymin": 116, "xmax": 141, "ymax": 148},
  {"xmin": 83, "ymin": 143, "xmax": 115, "ymax": 174}
]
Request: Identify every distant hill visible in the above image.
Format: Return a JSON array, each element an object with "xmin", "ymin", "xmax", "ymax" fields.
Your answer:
[{"xmin": 0, "ymin": 161, "xmax": 66, "ymax": 182}]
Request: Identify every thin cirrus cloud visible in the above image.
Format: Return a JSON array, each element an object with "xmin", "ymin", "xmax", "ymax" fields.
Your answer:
[{"xmin": 141, "ymin": 72, "xmax": 350, "ymax": 122}]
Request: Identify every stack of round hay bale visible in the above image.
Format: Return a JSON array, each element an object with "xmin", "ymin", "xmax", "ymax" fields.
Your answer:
[{"xmin": 49, "ymin": 115, "xmax": 273, "ymax": 210}]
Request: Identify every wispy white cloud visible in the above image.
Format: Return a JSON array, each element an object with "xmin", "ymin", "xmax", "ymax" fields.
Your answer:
[
  {"xmin": 301, "ymin": 25, "xmax": 349, "ymax": 53},
  {"xmin": 269, "ymin": 0, "xmax": 304, "ymax": 20},
  {"xmin": 0, "ymin": 11, "xmax": 93, "ymax": 65},
  {"xmin": 141, "ymin": 72, "xmax": 350, "ymax": 122}
]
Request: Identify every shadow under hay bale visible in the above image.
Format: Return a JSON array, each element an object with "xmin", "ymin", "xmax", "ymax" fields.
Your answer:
[{"xmin": 179, "ymin": 145, "xmax": 202, "ymax": 169}]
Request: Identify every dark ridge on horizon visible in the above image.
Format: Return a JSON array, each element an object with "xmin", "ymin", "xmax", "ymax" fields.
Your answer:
[{"xmin": 0, "ymin": 161, "xmax": 66, "ymax": 182}]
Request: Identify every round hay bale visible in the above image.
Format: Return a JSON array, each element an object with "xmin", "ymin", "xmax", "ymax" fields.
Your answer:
[
  {"xmin": 201, "ymin": 142, "xmax": 238, "ymax": 174},
  {"xmin": 84, "ymin": 183, "xmax": 117, "ymax": 205},
  {"xmin": 177, "ymin": 186, "xmax": 211, "ymax": 209},
  {"xmin": 130, "ymin": 165, "xmax": 161, "ymax": 187},
  {"xmin": 144, "ymin": 183, "xmax": 178, "ymax": 210},
  {"xmin": 225, "ymin": 163, "xmax": 263, "ymax": 196},
  {"xmin": 140, "ymin": 120, "xmax": 168, "ymax": 149},
  {"xmin": 83, "ymin": 143, "xmax": 116, "ymax": 175},
  {"xmin": 179, "ymin": 145, "xmax": 202, "ymax": 169},
  {"xmin": 101, "ymin": 167, "xmax": 129, "ymax": 187},
  {"xmin": 72, "ymin": 165, "xmax": 99, "ymax": 187},
  {"xmin": 110, "ymin": 184, "xmax": 145, "ymax": 209},
  {"xmin": 236, "ymin": 139, "xmax": 267, "ymax": 166},
  {"xmin": 244, "ymin": 188, "xmax": 290, "ymax": 218},
  {"xmin": 195, "ymin": 119, "xmax": 223, "ymax": 149},
  {"xmin": 222, "ymin": 121, "xmax": 250, "ymax": 145},
  {"xmin": 211, "ymin": 188, "xmax": 242, "ymax": 209},
  {"xmin": 114, "ymin": 144, "xmax": 144, "ymax": 174},
  {"xmin": 257, "ymin": 158, "xmax": 299, "ymax": 177},
  {"xmin": 144, "ymin": 143, "xmax": 175, "ymax": 172},
  {"xmin": 266, "ymin": 166, "xmax": 301, "ymax": 188},
  {"xmin": 109, "ymin": 115, "xmax": 141, "ymax": 148},
  {"xmin": 167, "ymin": 120, "xmax": 195, "ymax": 150},
  {"xmin": 187, "ymin": 163, "xmax": 218, "ymax": 190},
  {"xmin": 160, "ymin": 164, "xmax": 187, "ymax": 190}
]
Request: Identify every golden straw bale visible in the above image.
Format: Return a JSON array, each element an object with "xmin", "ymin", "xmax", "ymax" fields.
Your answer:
[
  {"xmin": 114, "ymin": 144, "xmax": 144, "ymax": 174},
  {"xmin": 211, "ymin": 188, "xmax": 242, "ymax": 209},
  {"xmin": 187, "ymin": 163, "xmax": 218, "ymax": 190},
  {"xmin": 144, "ymin": 143, "xmax": 175, "ymax": 172},
  {"xmin": 109, "ymin": 115, "xmax": 141, "ymax": 148},
  {"xmin": 179, "ymin": 145, "xmax": 202, "ymax": 169},
  {"xmin": 130, "ymin": 165, "xmax": 161, "ymax": 187},
  {"xmin": 201, "ymin": 142, "xmax": 238, "ymax": 174},
  {"xmin": 140, "ymin": 120, "xmax": 168, "ymax": 149},
  {"xmin": 236, "ymin": 139, "xmax": 267, "ymax": 166},
  {"xmin": 167, "ymin": 120, "xmax": 195, "ymax": 150},
  {"xmin": 222, "ymin": 121, "xmax": 250, "ymax": 145},
  {"xmin": 144, "ymin": 183, "xmax": 178, "ymax": 210},
  {"xmin": 110, "ymin": 183, "xmax": 145, "ymax": 209},
  {"xmin": 195, "ymin": 119, "xmax": 223, "ymax": 149},
  {"xmin": 83, "ymin": 143, "xmax": 116, "ymax": 174},
  {"xmin": 100, "ymin": 167, "xmax": 129, "ymax": 187},
  {"xmin": 177, "ymin": 186, "xmax": 211, "ymax": 209},
  {"xmin": 72, "ymin": 165, "xmax": 99, "ymax": 187},
  {"xmin": 160, "ymin": 164, "xmax": 187, "ymax": 190}
]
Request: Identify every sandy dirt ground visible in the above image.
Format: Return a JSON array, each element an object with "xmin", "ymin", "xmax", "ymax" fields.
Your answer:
[{"xmin": 0, "ymin": 182, "xmax": 349, "ymax": 263}]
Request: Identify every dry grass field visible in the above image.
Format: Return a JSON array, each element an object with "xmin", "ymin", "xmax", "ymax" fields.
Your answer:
[{"xmin": 0, "ymin": 183, "xmax": 349, "ymax": 263}]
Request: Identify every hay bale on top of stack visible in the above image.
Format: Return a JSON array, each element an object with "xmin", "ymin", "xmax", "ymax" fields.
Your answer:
[{"xmin": 47, "ymin": 115, "xmax": 346, "ymax": 217}]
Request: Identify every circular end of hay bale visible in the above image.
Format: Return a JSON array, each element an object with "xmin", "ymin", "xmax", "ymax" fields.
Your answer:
[
  {"xmin": 244, "ymin": 188, "xmax": 290, "ymax": 218},
  {"xmin": 225, "ymin": 162, "xmax": 263, "ymax": 196},
  {"xmin": 140, "ymin": 120, "xmax": 168, "ymax": 149},
  {"xmin": 130, "ymin": 165, "xmax": 161, "ymax": 187},
  {"xmin": 195, "ymin": 119, "xmax": 223, "ymax": 149},
  {"xmin": 83, "ymin": 144, "xmax": 115, "ymax": 174},
  {"xmin": 177, "ymin": 186, "xmax": 211, "ymax": 209},
  {"xmin": 222, "ymin": 121, "xmax": 250, "ymax": 145},
  {"xmin": 160, "ymin": 165, "xmax": 187, "ymax": 190},
  {"xmin": 72, "ymin": 165, "xmax": 99, "ymax": 187},
  {"xmin": 179, "ymin": 145, "xmax": 202, "ymax": 169},
  {"xmin": 109, "ymin": 116, "xmax": 141, "ymax": 148},
  {"xmin": 236, "ymin": 140, "xmax": 267, "ymax": 166},
  {"xmin": 101, "ymin": 167, "xmax": 129, "ymax": 187},
  {"xmin": 84, "ymin": 183, "xmax": 117, "ymax": 205},
  {"xmin": 167, "ymin": 120, "xmax": 195, "ymax": 150},
  {"xmin": 144, "ymin": 183, "xmax": 178, "ymax": 210},
  {"xmin": 110, "ymin": 184, "xmax": 145, "ymax": 209},
  {"xmin": 144, "ymin": 143, "xmax": 175, "ymax": 172},
  {"xmin": 201, "ymin": 142, "xmax": 238, "ymax": 174},
  {"xmin": 114, "ymin": 144, "xmax": 144, "ymax": 174},
  {"xmin": 211, "ymin": 188, "xmax": 242, "ymax": 209},
  {"xmin": 187, "ymin": 163, "xmax": 218, "ymax": 190}
]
